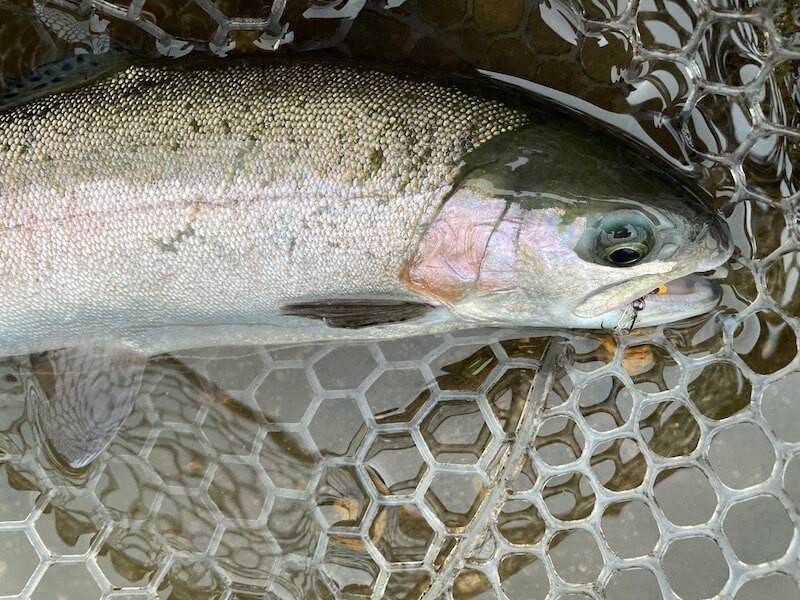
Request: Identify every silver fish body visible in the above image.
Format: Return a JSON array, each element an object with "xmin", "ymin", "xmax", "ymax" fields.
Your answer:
[{"xmin": 0, "ymin": 59, "xmax": 731, "ymax": 356}]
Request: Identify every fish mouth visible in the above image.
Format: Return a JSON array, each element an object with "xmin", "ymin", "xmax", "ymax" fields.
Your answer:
[{"xmin": 575, "ymin": 274, "xmax": 723, "ymax": 325}]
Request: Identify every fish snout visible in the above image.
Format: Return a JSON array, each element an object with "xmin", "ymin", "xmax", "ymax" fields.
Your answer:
[{"xmin": 702, "ymin": 210, "xmax": 734, "ymax": 270}]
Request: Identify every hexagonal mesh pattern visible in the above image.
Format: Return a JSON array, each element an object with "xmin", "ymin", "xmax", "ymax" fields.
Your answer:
[{"xmin": 0, "ymin": 0, "xmax": 798, "ymax": 599}]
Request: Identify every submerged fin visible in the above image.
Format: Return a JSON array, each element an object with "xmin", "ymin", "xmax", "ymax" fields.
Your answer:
[
  {"xmin": 29, "ymin": 341, "xmax": 147, "ymax": 470},
  {"xmin": 279, "ymin": 299, "xmax": 435, "ymax": 328}
]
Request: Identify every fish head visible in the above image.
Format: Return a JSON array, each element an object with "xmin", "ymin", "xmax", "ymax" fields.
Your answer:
[
  {"xmin": 566, "ymin": 201, "xmax": 730, "ymax": 325},
  {"xmin": 509, "ymin": 191, "xmax": 731, "ymax": 329},
  {"xmin": 407, "ymin": 123, "xmax": 733, "ymax": 330}
]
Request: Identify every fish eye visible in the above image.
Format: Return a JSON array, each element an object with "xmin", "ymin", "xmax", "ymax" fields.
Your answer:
[{"xmin": 593, "ymin": 212, "xmax": 655, "ymax": 268}]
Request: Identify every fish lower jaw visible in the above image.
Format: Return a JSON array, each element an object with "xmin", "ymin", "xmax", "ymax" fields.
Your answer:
[
  {"xmin": 576, "ymin": 273, "xmax": 723, "ymax": 328},
  {"xmin": 573, "ymin": 281, "xmax": 658, "ymax": 320}
]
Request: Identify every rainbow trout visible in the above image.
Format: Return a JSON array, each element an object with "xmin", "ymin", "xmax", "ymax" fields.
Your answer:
[{"xmin": 0, "ymin": 58, "xmax": 731, "ymax": 356}]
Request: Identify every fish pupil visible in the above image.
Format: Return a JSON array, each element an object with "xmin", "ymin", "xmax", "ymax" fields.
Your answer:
[{"xmin": 608, "ymin": 246, "xmax": 641, "ymax": 265}]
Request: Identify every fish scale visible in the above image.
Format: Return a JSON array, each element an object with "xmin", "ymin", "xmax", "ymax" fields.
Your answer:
[{"xmin": 0, "ymin": 60, "xmax": 529, "ymax": 354}]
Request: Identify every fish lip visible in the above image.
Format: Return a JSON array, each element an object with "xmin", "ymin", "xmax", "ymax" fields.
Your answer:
[
  {"xmin": 574, "ymin": 273, "xmax": 722, "ymax": 321},
  {"xmin": 573, "ymin": 277, "xmax": 656, "ymax": 318}
]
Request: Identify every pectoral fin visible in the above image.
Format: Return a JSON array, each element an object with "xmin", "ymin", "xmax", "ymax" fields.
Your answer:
[{"xmin": 279, "ymin": 299, "xmax": 435, "ymax": 328}]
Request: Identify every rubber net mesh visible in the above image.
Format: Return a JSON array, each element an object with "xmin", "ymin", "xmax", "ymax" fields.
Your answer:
[{"xmin": 0, "ymin": 0, "xmax": 797, "ymax": 598}]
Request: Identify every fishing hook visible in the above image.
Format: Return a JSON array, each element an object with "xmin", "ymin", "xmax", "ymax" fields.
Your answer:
[{"xmin": 615, "ymin": 296, "xmax": 647, "ymax": 334}]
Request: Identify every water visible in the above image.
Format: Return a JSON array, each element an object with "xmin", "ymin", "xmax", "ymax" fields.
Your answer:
[{"xmin": 0, "ymin": 0, "xmax": 797, "ymax": 598}]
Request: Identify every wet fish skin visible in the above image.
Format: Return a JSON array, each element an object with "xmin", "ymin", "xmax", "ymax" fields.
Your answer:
[{"xmin": 0, "ymin": 59, "xmax": 731, "ymax": 356}]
